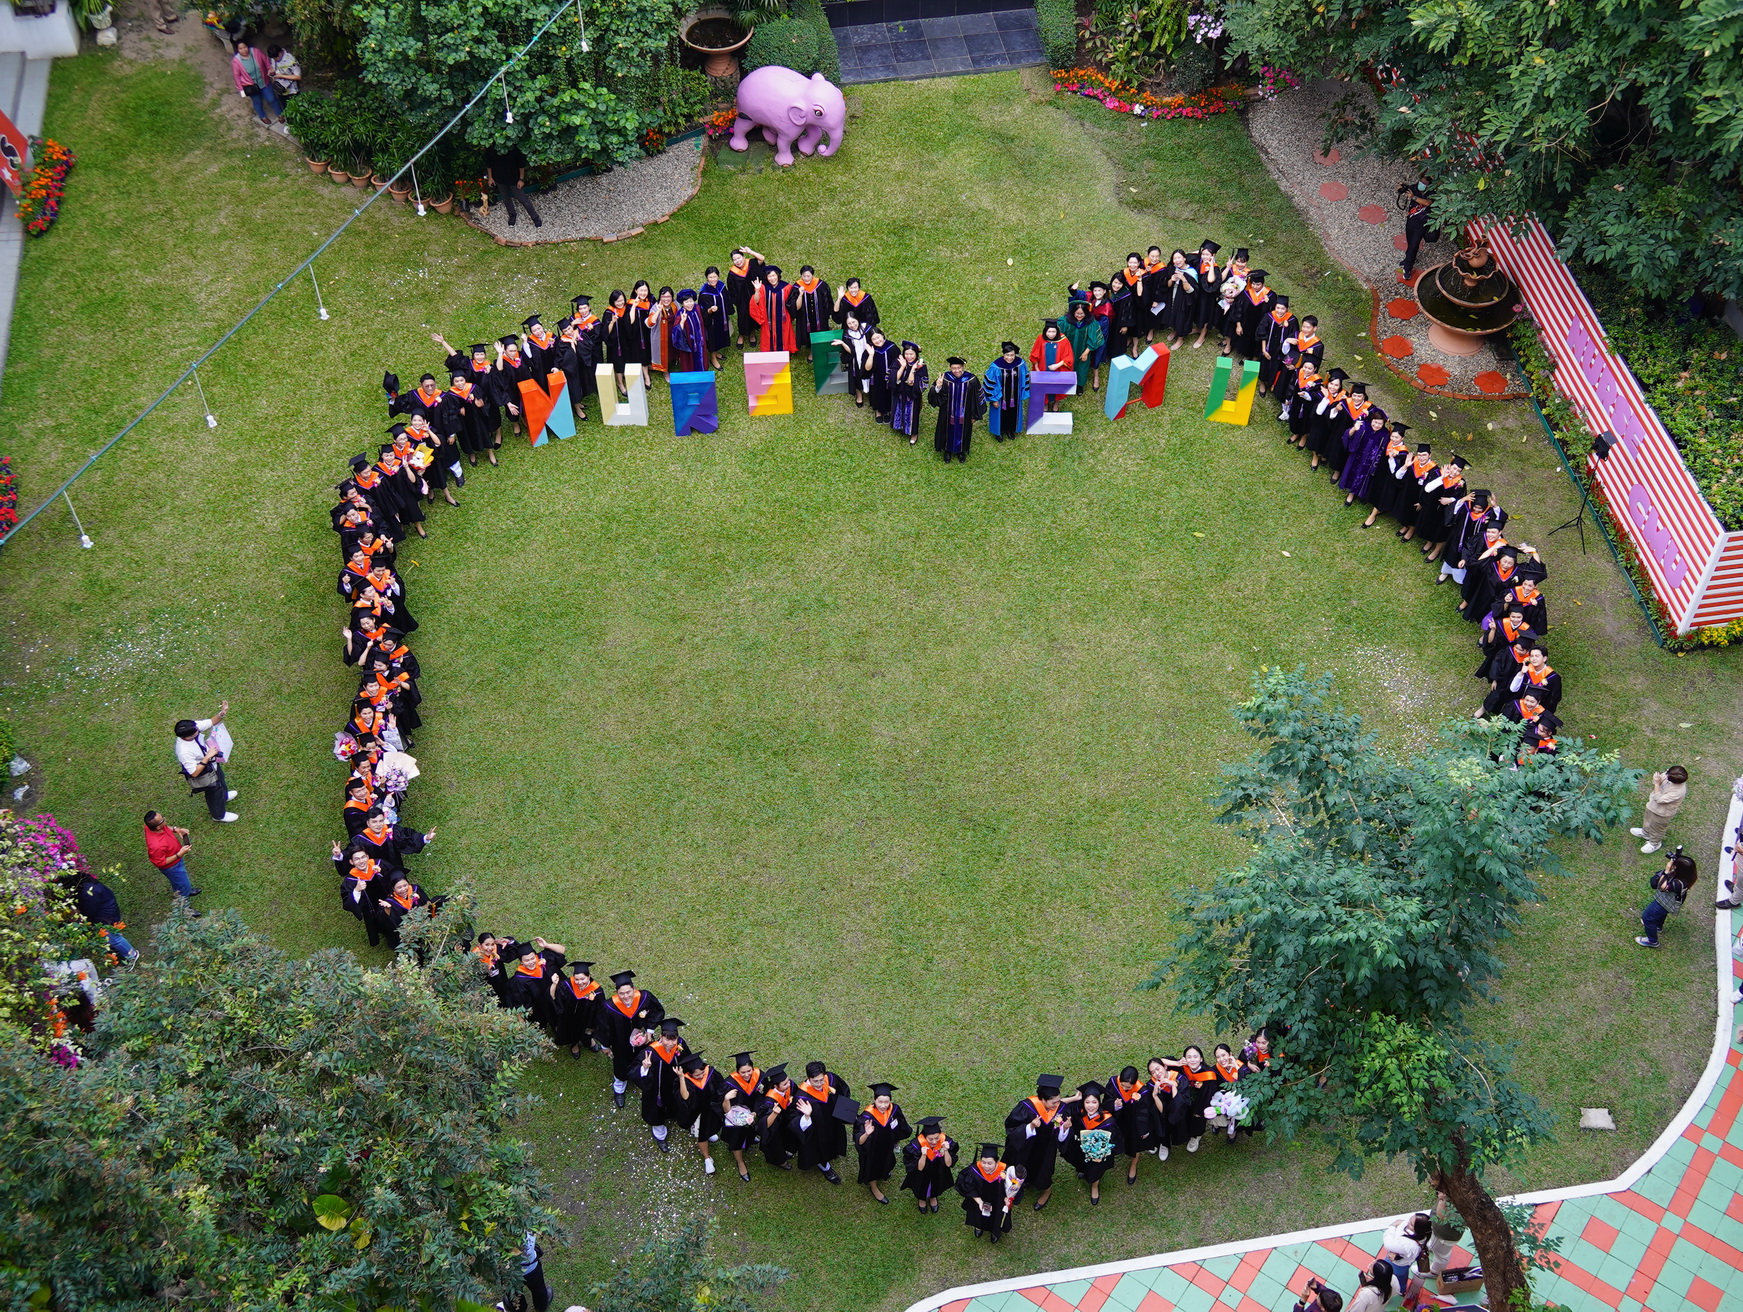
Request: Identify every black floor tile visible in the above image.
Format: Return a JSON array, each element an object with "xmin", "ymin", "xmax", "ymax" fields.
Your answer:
[
  {"xmin": 935, "ymin": 54, "xmax": 975, "ymax": 71},
  {"xmin": 844, "ymin": 64, "xmax": 897, "ymax": 82},
  {"xmin": 890, "ymin": 36, "xmax": 929, "ymax": 59},
  {"xmin": 893, "ymin": 58, "xmax": 936, "ymax": 77},
  {"xmin": 992, "ymin": 7, "xmax": 1033, "ymax": 29},
  {"xmin": 963, "ymin": 29, "xmax": 1004, "ymax": 53},
  {"xmin": 849, "ymin": 40, "xmax": 894, "ymax": 64},
  {"xmin": 967, "ymin": 49, "xmax": 1013, "ymax": 68},
  {"xmin": 927, "ymin": 32, "xmax": 969, "ymax": 55},
  {"xmin": 919, "ymin": 14, "xmax": 960, "ymax": 35},
  {"xmin": 956, "ymin": 12, "xmax": 997, "ymax": 33},
  {"xmin": 1002, "ymin": 31, "xmax": 1042, "ymax": 54},
  {"xmin": 883, "ymin": 0, "xmax": 919, "ymax": 18}
]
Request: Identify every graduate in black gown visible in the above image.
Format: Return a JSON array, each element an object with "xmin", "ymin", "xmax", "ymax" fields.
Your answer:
[
  {"xmin": 834, "ymin": 277, "xmax": 879, "ymax": 331},
  {"xmin": 900, "ymin": 1116, "xmax": 955, "ymax": 1213},
  {"xmin": 335, "ymin": 847, "xmax": 389, "ymax": 945},
  {"xmin": 1060, "ymin": 1082, "xmax": 1124, "ymax": 1204},
  {"xmin": 719, "ymin": 1051, "xmax": 766, "ymax": 1181},
  {"xmin": 600, "ymin": 291, "xmax": 637, "ymax": 398},
  {"xmin": 348, "ymin": 810, "xmax": 431, "ymax": 875},
  {"xmin": 787, "ymin": 1060, "xmax": 853, "ymax": 1182},
  {"xmin": 890, "ymin": 342, "xmax": 929, "ymax": 444},
  {"xmin": 957, "ymin": 1144, "xmax": 1021, "ymax": 1242},
  {"xmin": 1370, "ymin": 420, "xmax": 1414, "ymax": 529},
  {"xmin": 521, "ymin": 314, "xmax": 560, "ymax": 380},
  {"xmin": 1108, "ymin": 1064, "xmax": 1159, "ymax": 1185},
  {"xmin": 502, "ymin": 937, "xmax": 567, "ymax": 1034},
  {"xmin": 1001, "ymin": 1074, "xmax": 1081, "ymax": 1212},
  {"xmin": 600, "ymin": 969, "xmax": 664, "ymax": 1108},
  {"xmin": 854, "ymin": 1082, "xmax": 910, "ymax": 1204},
  {"xmin": 434, "ymin": 337, "xmax": 505, "ymax": 462},
  {"xmin": 1492, "ymin": 570, "xmax": 1548, "ymax": 634},
  {"xmin": 493, "ymin": 337, "xmax": 535, "ymax": 441},
  {"xmin": 371, "ymin": 875, "xmax": 436, "ymax": 949},
  {"xmin": 550, "ymin": 958, "xmax": 604, "ymax": 1058},
  {"xmin": 674, "ymin": 1052, "xmax": 731, "ymax": 1176},
  {"xmin": 724, "ymin": 246, "xmax": 767, "ymax": 347},
  {"xmin": 699, "ymin": 268, "xmax": 732, "ymax": 369},
  {"xmin": 1231, "ymin": 269, "xmax": 1275, "ymax": 361},
  {"xmin": 930, "ymin": 357, "xmax": 986, "ymax": 462},
  {"xmin": 442, "ymin": 368, "xmax": 493, "ymax": 463},
  {"xmin": 557, "ymin": 296, "xmax": 600, "ymax": 420},
  {"xmin": 1419, "ymin": 455, "xmax": 1470, "ymax": 563},
  {"xmin": 1146, "ymin": 1055, "xmax": 1182, "ymax": 1157},
  {"xmin": 756, "ymin": 1063, "xmax": 797, "ymax": 1170},
  {"xmin": 473, "ymin": 932, "xmax": 513, "ymax": 1005},
  {"xmin": 1191, "ymin": 239, "xmax": 1222, "ymax": 348},
  {"xmin": 1398, "ymin": 444, "xmax": 1437, "ymax": 542},
  {"xmin": 1157, "ymin": 249, "xmax": 1197, "ymax": 346},
  {"xmin": 1442, "ymin": 487, "xmax": 1503, "ymax": 593},
  {"xmin": 1168, "ymin": 1046, "xmax": 1220, "ymax": 1153},
  {"xmin": 1107, "ymin": 271, "xmax": 1144, "ymax": 360},
  {"xmin": 1256, "ymin": 294, "xmax": 1296, "ymax": 395},
  {"xmin": 631, "ymin": 1016, "xmax": 689, "ymax": 1152},
  {"xmin": 1285, "ymin": 362, "xmax": 1323, "ymax": 451},
  {"xmin": 787, "ymin": 266, "xmax": 832, "ymax": 360},
  {"xmin": 1307, "ymin": 371, "xmax": 1350, "ymax": 475},
  {"xmin": 866, "ymin": 327, "xmax": 898, "ymax": 423}
]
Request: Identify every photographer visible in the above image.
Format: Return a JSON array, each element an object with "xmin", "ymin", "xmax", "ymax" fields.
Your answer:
[
  {"xmin": 173, "ymin": 702, "xmax": 237, "ymax": 823},
  {"xmin": 1636, "ymin": 850, "xmax": 1697, "ymax": 949},
  {"xmin": 1292, "ymin": 1276, "xmax": 1344, "ymax": 1312},
  {"xmin": 1397, "ymin": 173, "xmax": 1436, "ymax": 283}
]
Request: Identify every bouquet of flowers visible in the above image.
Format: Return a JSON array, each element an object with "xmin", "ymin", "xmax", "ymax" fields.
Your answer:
[
  {"xmin": 333, "ymin": 730, "xmax": 361, "ymax": 761},
  {"xmin": 1079, "ymin": 1127, "xmax": 1115, "ymax": 1162},
  {"xmin": 1208, "ymin": 1088, "xmax": 1250, "ymax": 1127}
]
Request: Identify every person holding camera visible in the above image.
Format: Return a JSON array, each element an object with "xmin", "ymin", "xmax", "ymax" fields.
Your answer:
[
  {"xmin": 1397, "ymin": 173, "xmax": 1436, "ymax": 283},
  {"xmin": 1636, "ymin": 850, "xmax": 1697, "ymax": 948},
  {"xmin": 1630, "ymin": 764, "xmax": 1688, "ymax": 855},
  {"xmin": 1293, "ymin": 1276, "xmax": 1344, "ymax": 1312},
  {"xmin": 142, "ymin": 810, "xmax": 202, "ymax": 903},
  {"xmin": 173, "ymin": 702, "xmax": 237, "ymax": 823}
]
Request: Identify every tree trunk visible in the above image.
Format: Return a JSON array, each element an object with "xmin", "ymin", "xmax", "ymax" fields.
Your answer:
[{"xmin": 1433, "ymin": 1158, "xmax": 1530, "ymax": 1312}]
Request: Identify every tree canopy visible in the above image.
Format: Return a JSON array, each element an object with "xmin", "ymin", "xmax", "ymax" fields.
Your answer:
[
  {"xmin": 1145, "ymin": 668, "xmax": 1638, "ymax": 1311},
  {"xmin": 1223, "ymin": 0, "xmax": 1743, "ymax": 300},
  {"xmin": 1, "ymin": 908, "xmax": 551, "ymax": 1312}
]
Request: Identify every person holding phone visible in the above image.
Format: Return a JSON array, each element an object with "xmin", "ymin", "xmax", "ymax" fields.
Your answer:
[{"xmin": 173, "ymin": 702, "xmax": 236, "ymax": 823}]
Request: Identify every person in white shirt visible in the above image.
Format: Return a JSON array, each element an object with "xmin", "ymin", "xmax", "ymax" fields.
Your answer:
[{"xmin": 173, "ymin": 701, "xmax": 237, "ymax": 822}]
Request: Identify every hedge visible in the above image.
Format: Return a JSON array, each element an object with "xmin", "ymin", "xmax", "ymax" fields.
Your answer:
[
  {"xmin": 744, "ymin": 0, "xmax": 840, "ymax": 82},
  {"xmin": 1036, "ymin": 0, "xmax": 1077, "ymax": 69}
]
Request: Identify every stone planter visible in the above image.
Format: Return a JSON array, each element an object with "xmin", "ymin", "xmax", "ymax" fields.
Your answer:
[{"xmin": 681, "ymin": 8, "xmax": 752, "ymax": 77}]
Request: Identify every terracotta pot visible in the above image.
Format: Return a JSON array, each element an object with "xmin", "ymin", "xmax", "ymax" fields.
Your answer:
[
  {"xmin": 430, "ymin": 195, "xmax": 454, "ymax": 214},
  {"xmin": 371, "ymin": 172, "xmax": 388, "ymax": 188},
  {"xmin": 681, "ymin": 8, "xmax": 752, "ymax": 78},
  {"xmin": 389, "ymin": 184, "xmax": 412, "ymax": 203},
  {"xmin": 306, "ymin": 157, "xmax": 329, "ymax": 174},
  {"xmin": 350, "ymin": 171, "xmax": 371, "ymax": 189},
  {"xmin": 328, "ymin": 168, "xmax": 353, "ymax": 184}
]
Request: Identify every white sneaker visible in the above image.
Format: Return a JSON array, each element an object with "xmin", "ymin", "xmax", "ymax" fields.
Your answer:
[
  {"xmin": 1629, "ymin": 827, "xmax": 1646, "ymax": 837},
  {"xmin": 1641, "ymin": 841, "xmax": 1661, "ymax": 854},
  {"xmin": 226, "ymin": 790, "xmax": 238, "ymax": 800},
  {"xmin": 1156, "ymin": 1145, "xmax": 1169, "ymax": 1161},
  {"xmin": 1186, "ymin": 1136, "xmax": 1201, "ymax": 1153},
  {"xmin": 704, "ymin": 1158, "xmax": 717, "ymax": 1175},
  {"xmin": 218, "ymin": 812, "xmax": 239, "ymax": 822}
]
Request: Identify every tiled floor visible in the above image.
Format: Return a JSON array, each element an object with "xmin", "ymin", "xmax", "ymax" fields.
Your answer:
[
  {"xmin": 834, "ymin": 10, "xmax": 1045, "ymax": 85},
  {"xmin": 904, "ymin": 791, "xmax": 1743, "ymax": 1312}
]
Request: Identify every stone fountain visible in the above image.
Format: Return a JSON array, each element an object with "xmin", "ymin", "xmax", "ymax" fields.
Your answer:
[{"xmin": 1413, "ymin": 237, "xmax": 1521, "ymax": 357}]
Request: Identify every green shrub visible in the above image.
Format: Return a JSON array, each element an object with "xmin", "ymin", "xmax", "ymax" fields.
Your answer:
[
  {"xmin": 653, "ymin": 65, "xmax": 712, "ymax": 133},
  {"xmin": 1171, "ymin": 34, "xmax": 1216, "ymax": 93},
  {"xmin": 742, "ymin": 0, "xmax": 839, "ymax": 82},
  {"xmin": 1037, "ymin": 0, "xmax": 1078, "ymax": 69},
  {"xmin": 282, "ymin": 91, "xmax": 336, "ymax": 160},
  {"xmin": 0, "ymin": 714, "xmax": 13, "ymax": 767}
]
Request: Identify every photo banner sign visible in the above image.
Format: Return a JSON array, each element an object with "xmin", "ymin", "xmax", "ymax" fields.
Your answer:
[
  {"xmin": 0, "ymin": 110, "xmax": 26, "ymax": 198},
  {"xmin": 1472, "ymin": 217, "xmax": 1741, "ymax": 632}
]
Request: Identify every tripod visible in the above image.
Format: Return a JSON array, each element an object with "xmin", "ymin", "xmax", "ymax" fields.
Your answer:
[{"xmin": 1547, "ymin": 474, "xmax": 1596, "ymax": 554}]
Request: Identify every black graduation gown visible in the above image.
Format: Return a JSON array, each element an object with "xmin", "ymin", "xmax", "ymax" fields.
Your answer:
[
  {"xmin": 725, "ymin": 259, "xmax": 766, "ymax": 339},
  {"xmin": 348, "ymin": 821, "xmax": 426, "ymax": 875},
  {"xmin": 477, "ymin": 949, "xmax": 512, "ymax": 1006},
  {"xmin": 720, "ymin": 1070, "xmax": 767, "ymax": 1151},
  {"xmin": 440, "ymin": 385, "xmax": 491, "ymax": 456},
  {"xmin": 1171, "ymin": 1070, "xmax": 1218, "ymax": 1142},
  {"xmin": 1492, "ymin": 583, "xmax": 1548, "ymax": 635},
  {"xmin": 698, "ymin": 283, "xmax": 732, "ymax": 351},
  {"xmin": 787, "ymin": 1074, "xmax": 853, "ymax": 1167},
  {"xmin": 675, "ymin": 1066, "xmax": 730, "ymax": 1140},
  {"xmin": 758, "ymin": 1089, "xmax": 797, "ymax": 1166},
  {"xmin": 550, "ymin": 974, "xmax": 604, "ymax": 1049},
  {"xmin": 1192, "ymin": 255, "xmax": 1222, "ymax": 330},
  {"xmin": 599, "ymin": 308, "xmax": 637, "ymax": 370},
  {"xmin": 338, "ymin": 562, "xmax": 372, "ymax": 601},
  {"xmin": 930, "ymin": 371, "xmax": 986, "ymax": 460},
  {"xmin": 835, "ymin": 292, "xmax": 879, "ymax": 329},
  {"xmin": 956, "ymin": 1162, "xmax": 1013, "ymax": 1235},
  {"xmin": 1409, "ymin": 464, "xmax": 1449, "ymax": 538},
  {"xmin": 1309, "ymin": 394, "xmax": 1349, "ymax": 465},
  {"xmin": 555, "ymin": 328, "xmax": 599, "ymax": 403},
  {"xmin": 854, "ymin": 1104, "xmax": 911, "ymax": 1184},
  {"xmin": 493, "ymin": 353, "xmax": 535, "ymax": 421},
  {"xmin": 1159, "ymin": 266, "xmax": 1198, "ymax": 337},
  {"xmin": 371, "ymin": 884, "xmax": 431, "ymax": 947},
  {"xmin": 1002, "ymin": 1098, "xmax": 1069, "ymax": 1193},
  {"xmin": 1418, "ymin": 474, "xmax": 1467, "ymax": 544},
  {"xmin": 503, "ymin": 949, "xmax": 567, "ymax": 1032},
  {"xmin": 867, "ymin": 339, "xmax": 898, "ymax": 419},
  {"xmin": 339, "ymin": 870, "xmax": 387, "ymax": 945},
  {"xmin": 1447, "ymin": 502, "xmax": 1501, "ymax": 576},
  {"xmin": 523, "ymin": 331, "xmax": 560, "ymax": 381},
  {"xmin": 1061, "ymin": 1112, "xmax": 1124, "ymax": 1184},
  {"xmin": 1287, "ymin": 378, "xmax": 1322, "ymax": 439},
  {"xmin": 445, "ymin": 352, "xmax": 503, "ymax": 433},
  {"xmin": 1373, "ymin": 445, "xmax": 1414, "ymax": 524},
  {"xmin": 632, "ymin": 1038, "xmax": 689, "ymax": 1127},
  {"xmin": 1108, "ymin": 1078, "xmax": 1160, "ymax": 1156},
  {"xmin": 1232, "ymin": 287, "xmax": 1275, "ymax": 356},
  {"xmin": 1257, "ymin": 310, "xmax": 1295, "ymax": 387},
  {"xmin": 900, "ymin": 1136, "xmax": 957, "ymax": 1200},
  {"xmin": 1108, "ymin": 284, "xmax": 1143, "ymax": 355},
  {"xmin": 347, "ymin": 477, "xmax": 405, "ymax": 540},
  {"xmin": 598, "ymin": 988, "xmax": 665, "ymax": 1082},
  {"xmin": 786, "ymin": 279, "xmax": 833, "ymax": 344}
]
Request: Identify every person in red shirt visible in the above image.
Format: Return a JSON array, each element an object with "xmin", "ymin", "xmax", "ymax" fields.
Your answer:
[{"xmin": 143, "ymin": 810, "xmax": 201, "ymax": 903}]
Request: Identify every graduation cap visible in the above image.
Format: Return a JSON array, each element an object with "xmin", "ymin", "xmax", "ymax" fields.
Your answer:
[
  {"xmin": 946, "ymin": 356, "xmax": 967, "ymax": 367},
  {"xmin": 609, "ymin": 969, "xmax": 636, "ymax": 987},
  {"xmin": 1248, "ymin": 269, "xmax": 1269, "ymax": 282},
  {"xmin": 764, "ymin": 263, "xmax": 782, "ymax": 277},
  {"xmin": 382, "ymin": 371, "xmax": 400, "ymax": 396},
  {"xmin": 499, "ymin": 940, "xmax": 532, "ymax": 961},
  {"xmin": 868, "ymin": 1082, "xmax": 898, "ymax": 1098},
  {"xmin": 1348, "ymin": 381, "xmax": 1369, "ymax": 395},
  {"xmin": 1327, "ymin": 367, "xmax": 1349, "ymax": 382},
  {"xmin": 918, "ymin": 1115, "xmax": 945, "ymax": 1132},
  {"xmin": 1533, "ymin": 712, "xmax": 1563, "ymax": 733},
  {"xmin": 1451, "ymin": 455, "xmax": 1471, "ymax": 468},
  {"xmin": 1233, "ymin": 247, "xmax": 1250, "ymax": 261},
  {"xmin": 678, "ymin": 288, "xmax": 699, "ymax": 303},
  {"xmin": 658, "ymin": 1017, "xmax": 686, "ymax": 1037},
  {"xmin": 498, "ymin": 335, "xmax": 520, "ymax": 350},
  {"xmin": 730, "ymin": 1050, "xmax": 757, "ymax": 1068},
  {"xmin": 348, "ymin": 453, "xmax": 371, "ymax": 473},
  {"xmin": 1078, "ymin": 1080, "xmax": 1105, "ymax": 1100},
  {"xmin": 468, "ymin": 342, "xmax": 490, "ymax": 356},
  {"xmin": 1040, "ymin": 319, "xmax": 1063, "ymax": 333},
  {"xmin": 387, "ymin": 422, "xmax": 408, "ymax": 438},
  {"xmin": 377, "ymin": 443, "xmax": 397, "ymax": 457},
  {"xmin": 977, "ymin": 1142, "xmax": 1003, "ymax": 1160},
  {"xmin": 521, "ymin": 314, "xmax": 543, "ymax": 330},
  {"xmin": 1416, "ymin": 442, "xmax": 1432, "ymax": 452},
  {"xmin": 571, "ymin": 960, "xmax": 595, "ymax": 975},
  {"xmin": 1035, "ymin": 1074, "xmax": 1064, "ymax": 1097},
  {"xmin": 1390, "ymin": 420, "xmax": 1411, "ymax": 435},
  {"xmin": 1472, "ymin": 488, "xmax": 1492, "ymax": 507},
  {"xmin": 764, "ymin": 1062, "xmax": 790, "ymax": 1084},
  {"xmin": 1518, "ymin": 559, "xmax": 1549, "ymax": 582},
  {"xmin": 900, "ymin": 340, "xmax": 920, "ymax": 355},
  {"xmin": 678, "ymin": 1052, "xmax": 708, "ymax": 1072},
  {"xmin": 1198, "ymin": 239, "xmax": 1221, "ymax": 253},
  {"xmin": 570, "ymin": 294, "xmax": 593, "ymax": 307},
  {"xmin": 1272, "ymin": 293, "xmax": 1290, "ymax": 307},
  {"xmin": 830, "ymin": 1096, "xmax": 862, "ymax": 1124}
]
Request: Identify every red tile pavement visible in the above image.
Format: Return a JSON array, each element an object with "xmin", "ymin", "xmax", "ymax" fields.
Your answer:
[
  {"xmin": 1183, "ymin": 1262, "xmax": 1224, "ymax": 1294},
  {"xmin": 1553, "ymin": 1259, "xmax": 1629, "ymax": 1307},
  {"xmin": 1078, "ymin": 1273, "xmax": 1123, "ymax": 1312},
  {"xmin": 1380, "ymin": 335, "xmax": 1413, "ymax": 359},
  {"xmin": 941, "ymin": 1302, "xmax": 970, "ymax": 1312},
  {"xmin": 1227, "ymin": 1251, "xmax": 1267, "ymax": 1294},
  {"xmin": 1135, "ymin": 1293, "xmax": 1172, "ymax": 1312},
  {"xmin": 1685, "ymin": 1276, "xmax": 1727, "ymax": 1312},
  {"xmin": 1581, "ymin": 1216, "xmax": 1622, "ymax": 1252},
  {"xmin": 1313, "ymin": 148, "xmax": 1341, "ymax": 164},
  {"xmin": 1318, "ymin": 182, "xmax": 1350, "ymax": 201},
  {"xmin": 1016, "ymin": 1288, "xmax": 1077, "ymax": 1312},
  {"xmin": 1472, "ymin": 370, "xmax": 1510, "ymax": 394},
  {"xmin": 1674, "ymin": 1220, "xmax": 1743, "ymax": 1267},
  {"xmin": 1386, "ymin": 298, "xmax": 1419, "ymax": 320},
  {"xmin": 1358, "ymin": 204, "xmax": 1388, "ymax": 224},
  {"xmin": 1393, "ymin": 234, "xmax": 1408, "ymax": 251},
  {"xmin": 1416, "ymin": 363, "xmax": 1451, "ymax": 386},
  {"xmin": 1727, "ymin": 1192, "xmax": 1743, "ymax": 1221}
]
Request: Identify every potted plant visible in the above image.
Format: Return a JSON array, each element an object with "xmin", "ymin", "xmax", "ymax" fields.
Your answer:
[
  {"xmin": 429, "ymin": 192, "xmax": 455, "ymax": 214},
  {"xmin": 681, "ymin": 6, "xmax": 754, "ymax": 77},
  {"xmin": 282, "ymin": 91, "xmax": 332, "ymax": 172}
]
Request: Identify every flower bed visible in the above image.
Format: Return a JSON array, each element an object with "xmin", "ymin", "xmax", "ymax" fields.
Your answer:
[
  {"xmin": 1052, "ymin": 68, "xmax": 1247, "ymax": 121},
  {"xmin": 16, "ymin": 137, "xmax": 74, "ymax": 237},
  {"xmin": 704, "ymin": 106, "xmax": 739, "ymax": 140},
  {"xmin": 0, "ymin": 455, "xmax": 15, "ymax": 541}
]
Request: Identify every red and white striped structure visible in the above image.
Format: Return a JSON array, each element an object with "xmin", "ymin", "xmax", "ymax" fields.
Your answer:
[{"xmin": 1471, "ymin": 216, "xmax": 1742, "ymax": 633}]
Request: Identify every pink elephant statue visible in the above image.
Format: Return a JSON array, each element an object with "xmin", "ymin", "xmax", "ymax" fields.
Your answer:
[{"xmin": 730, "ymin": 65, "xmax": 847, "ymax": 167}]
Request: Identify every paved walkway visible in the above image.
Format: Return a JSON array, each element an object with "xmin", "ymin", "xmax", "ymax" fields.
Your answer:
[
  {"xmin": 833, "ymin": 9, "xmax": 1044, "ymax": 84},
  {"xmin": 1246, "ymin": 80, "xmax": 1526, "ymax": 402},
  {"xmin": 460, "ymin": 136, "xmax": 705, "ymax": 246},
  {"xmin": 905, "ymin": 787, "xmax": 1743, "ymax": 1312},
  {"xmin": 0, "ymin": 50, "xmax": 52, "ymax": 399}
]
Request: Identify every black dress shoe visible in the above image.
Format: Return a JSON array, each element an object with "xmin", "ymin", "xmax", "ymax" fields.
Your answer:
[
  {"xmin": 872, "ymin": 1192, "xmax": 889, "ymax": 1205},
  {"xmin": 1091, "ymin": 1194, "xmax": 1100, "ymax": 1205},
  {"xmin": 654, "ymin": 1130, "xmax": 671, "ymax": 1153},
  {"xmin": 186, "ymin": 887, "xmax": 204, "ymax": 897},
  {"xmin": 612, "ymin": 1089, "xmax": 626, "ymax": 1109},
  {"xmin": 821, "ymin": 1165, "xmax": 842, "ymax": 1184},
  {"xmin": 738, "ymin": 1170, "xmax": 750, "ymax": 1182},
  {"xmin": 990, "ymin": 1230, "xmax": 1001, "ymax": 1244}
]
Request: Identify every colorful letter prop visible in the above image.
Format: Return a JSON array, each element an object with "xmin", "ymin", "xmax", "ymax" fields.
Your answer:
[
  {"xmin": 1140, "ymin": 341, "xmax": 1171, "ymax": 408},
  {"xmin": 1204, "ymin": 356, "xmax": 1260, "ymax": 425},
  {"xmin": 1104, "ymin": 348, "xmax": 1151, "ymax": 420},
  {"xmin": 1025, "ymin": 371, "xmax": 1076, "ymax": 434},
  {"xmin": 518, "ymin": 370, "xmax": 574, "ymax": 446},
  {"xmin": 670, "ymin": 370, "xmax": 720, "ymax": 436},
  {"xmin": 744, "ymin": 351, "xmax": 793, "ymax": 416},
  {"xmin": 810, "ymin": 330, "xmax": 847, "ymax": 394},
  {"xmin": 597, "ymin": 363, "xmax": 649, "ymax": 427}
]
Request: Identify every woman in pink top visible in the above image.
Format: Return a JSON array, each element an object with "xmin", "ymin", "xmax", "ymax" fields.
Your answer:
[{"xmin": 231, "ymin": 38, "xmax": 282, "ymax": 125}]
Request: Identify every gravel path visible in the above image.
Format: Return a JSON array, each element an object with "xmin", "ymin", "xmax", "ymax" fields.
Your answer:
[
  {"xmin": 464, "ymin": 136, "xmax": 705, "ymax": 245},
  {"xmin": 1247, "ymin": 79, "xmax": 1525, "ymax": 400}
]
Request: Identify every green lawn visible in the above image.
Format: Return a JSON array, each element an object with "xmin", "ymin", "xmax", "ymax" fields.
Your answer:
[{"xmin": 3, "ymin": 50, "xmax": 1739, "ymax": 1312}]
